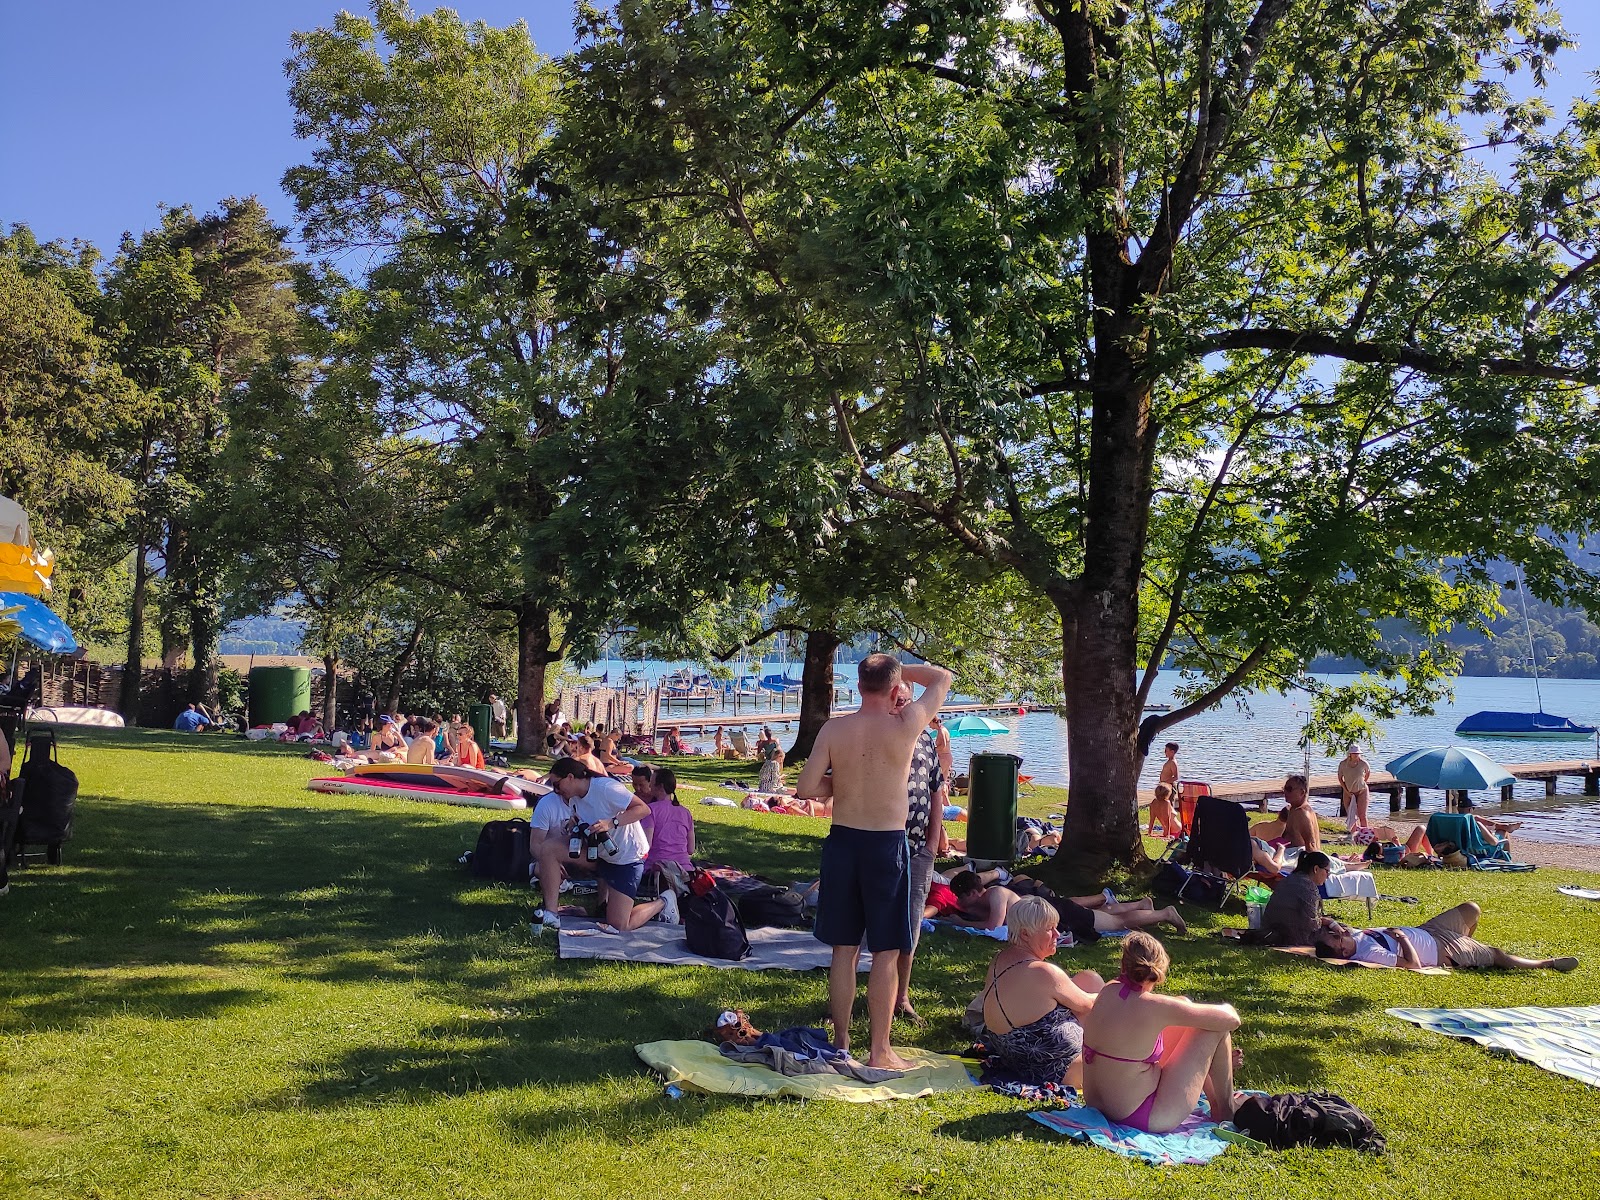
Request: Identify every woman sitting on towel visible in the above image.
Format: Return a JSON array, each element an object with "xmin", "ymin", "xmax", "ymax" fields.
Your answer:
[
  {"xmin": 979, "ymin": 897, "xmax": 1105, "ymax": 1087},
  {"xmin": 1080, "ymin": 934, "xmax": 1242, "ymax": 1133}
]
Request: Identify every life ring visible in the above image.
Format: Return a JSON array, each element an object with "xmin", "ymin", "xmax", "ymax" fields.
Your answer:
[{"xmin": 1016, "ymin": 706, "xmax": 1028, "ymax": 716}]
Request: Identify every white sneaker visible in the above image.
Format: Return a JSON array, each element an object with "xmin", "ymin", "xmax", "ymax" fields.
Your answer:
[{"xmin": 656, "ymin": 890, "xmax": 681, "ymax": 924}]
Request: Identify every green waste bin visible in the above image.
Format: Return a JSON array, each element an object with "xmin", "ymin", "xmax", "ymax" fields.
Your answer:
[
  {"xmin": 966, "ymin": 752, "xmax": 1021, "ymax": 862},
  {"xmin": 468, "ymin": 703, "xmax": 493, "ymax": 750},
  {"xmin": 249, "ymin": 666, "xmax": 311, "ymax": 727}
]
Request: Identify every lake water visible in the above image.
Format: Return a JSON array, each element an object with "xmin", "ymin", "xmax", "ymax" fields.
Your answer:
[{"xmin": 586, "ymin": 662, "xmax": 1600, "ymax": 844}]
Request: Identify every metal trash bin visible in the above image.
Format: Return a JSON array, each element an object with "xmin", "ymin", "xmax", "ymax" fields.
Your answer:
[
  {"xmin": 468, "ymin": 703, "xmax": 493, "ymax": 750},
  {"xmin": 965, "ymin": 752, "xmax": 1022, "ymax": 862}
]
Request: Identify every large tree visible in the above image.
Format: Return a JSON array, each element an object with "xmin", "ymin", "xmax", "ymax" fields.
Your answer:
[
  {"xmin": 101, "ymin": 200, "xmax": 297, "ymax": 715},
  {"xmin": 285, "ymin": 1, "xmax": 619, "ymax": 754},
  {"xmin": 561, "ymin": 0, "xmax": 1600, "ymax": 867}
]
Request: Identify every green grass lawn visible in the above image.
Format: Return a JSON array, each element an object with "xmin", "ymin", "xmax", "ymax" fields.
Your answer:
[{"xmin": 2, "ymin": 728, "xmax": 1598, "ymax": 1198}]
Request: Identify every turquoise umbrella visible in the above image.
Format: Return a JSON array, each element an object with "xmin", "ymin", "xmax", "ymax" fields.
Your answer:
[
  {"xmin": 945, "ymin": 713, "xmax": 1011, "ymax": 736},
  {"xmin": 1384, "ymin": 745, "xmax": 1515, "ymax": 791}
]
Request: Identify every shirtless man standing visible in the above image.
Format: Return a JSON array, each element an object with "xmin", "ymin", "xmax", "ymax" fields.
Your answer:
[{"xmin": 796, "ymin": 654, "xmax": 953, "ymax": 1070}]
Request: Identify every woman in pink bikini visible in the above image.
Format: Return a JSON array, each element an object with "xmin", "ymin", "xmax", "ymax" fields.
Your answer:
[{"xmin": 1080, "ymin": 933, "xmax": 1243, "ymax": 1132}]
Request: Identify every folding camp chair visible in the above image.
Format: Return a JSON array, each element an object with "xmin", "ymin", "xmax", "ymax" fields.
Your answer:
[
  {"xmin": 1176, "ymin": 780, "xmax": 1211, "ymax": 837},
  {"xmin": 1425, "ymin": 812, "xmax": 1511, "ymax": 865},
  {"xmin": 1176, "ymin": 794, "xmax": 1255, "ymax": 907}
]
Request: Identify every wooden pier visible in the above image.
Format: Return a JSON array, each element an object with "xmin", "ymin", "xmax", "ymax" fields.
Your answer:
[
  {"xmin": 1162, "ymin": 760, "xmax": 1600, "ymax": 813},
  {"xmin": 654, "ymin": 700, "xmax": 1045, "ymax": 735}
]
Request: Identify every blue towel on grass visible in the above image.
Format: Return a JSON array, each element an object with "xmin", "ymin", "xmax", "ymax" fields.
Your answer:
[{"xmin": 1028, "ymin": 1100, "xmax": 1233, "ymax": 1166}]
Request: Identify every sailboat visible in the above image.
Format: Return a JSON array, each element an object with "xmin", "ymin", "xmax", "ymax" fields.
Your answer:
[{"xmin": 1455, "ymin": 566, "xmax": 1597, "ymax": 740}]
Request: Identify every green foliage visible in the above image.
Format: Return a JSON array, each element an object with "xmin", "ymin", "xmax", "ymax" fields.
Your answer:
[
  {"xmin": 0, "ymin": 225, "xmax": 138, "ymax": 569},
  {"xmin": 551, "ymin": 0, "xmax": 1600, "ymax": 863}
]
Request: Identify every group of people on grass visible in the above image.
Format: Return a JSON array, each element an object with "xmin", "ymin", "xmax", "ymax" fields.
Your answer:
[
  {"xmin": 527, "ymin": 758, "xmax": 695, "ymax": 931},
  {"xmin": 334, "ymin": 711, "xmax": 487, "ymax": 770},
  {"xmin": 522, "ymin": 651, "xmax": 1579, "ymax": 1128}
]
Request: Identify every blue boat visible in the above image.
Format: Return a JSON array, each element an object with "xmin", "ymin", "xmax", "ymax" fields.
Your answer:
[
  {"xmin": 1454, "ymin": 566, "xmax": 1598, "ymax": 741},
  {"xmin": 1454, "ymin": 710, "xmax": 1596, "ymax": 739}
]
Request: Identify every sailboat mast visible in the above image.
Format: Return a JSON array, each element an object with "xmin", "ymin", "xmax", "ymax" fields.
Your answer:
[{"xmin": 1513, "ymin": 565, "xmax": 1545, "ymax": 713}]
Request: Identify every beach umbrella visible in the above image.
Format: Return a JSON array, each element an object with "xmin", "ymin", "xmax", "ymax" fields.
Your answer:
[
  {"xmin": 945, "ymin": 713, "xmax": 1011, "ymax": 736},
  {"xmin": 0, "ymin": 495, "xmax": 54, "ymax": 595},
  {"xmin": 1384, "ymin": 745, "xmax": 1515, "ymax": 791},
  {"xmin": 0, "ymin": 591, "xmax": 78, "ymax": 654}
]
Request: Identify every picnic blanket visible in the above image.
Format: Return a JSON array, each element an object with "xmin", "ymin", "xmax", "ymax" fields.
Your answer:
[
  {"xmin": 636, "ymin": 1039, "xmax": 975, "ymax": 1102},
  {"xmin": 1028, "ymin": 1099, "xmax": 1241, "ymax": 1166},
  {"xmin": 1388, "ymin": 1005, "xmax": 1600, "ymax": 1088},
  {"xmin": 558, "ymin": 916, "xmax": 868, "ymax": 972},
  {"xmin": 1268, "ymin": 944, "xmax": 1451, "ymax": 975}
]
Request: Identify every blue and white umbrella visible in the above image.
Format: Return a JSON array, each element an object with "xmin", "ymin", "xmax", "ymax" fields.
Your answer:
[
  {"xmin": 0, "ymin": 591, "xmax": 78, "ymax": 654},
  {"xmin": 1384, "ymin": 745, "xmax": 1515, "ymax": 791},
  {"xmin": 945, "ymin": 713, "xmax": 1011, "ymax": 737}
]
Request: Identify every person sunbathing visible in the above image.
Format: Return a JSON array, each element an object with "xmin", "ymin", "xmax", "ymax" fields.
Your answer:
[
  {"xmin": 978, "ymin": 897, "xmax": 1105, "ymax": 1088},
  {"xmin": 1080, "ymin": 933, "xmax": 1243, "ymax": 1132},
  {"xmin": 405, "ymin": 717, "xmax": 438, "ymax": 765},
  {"xmin": 1147, "ymin": 782, "xmax": 1181, "ymax": 839},
  {"xmin": 950, "ymin": 872, "xmax": 1187, "ymax": 937},
  {"xmin": 1313, "ymin": 903, "xmax": 1578, "ymax": 971},
  {"xmin": 570, "ymin": 735, "xmax": 609, "ymax": 777}
]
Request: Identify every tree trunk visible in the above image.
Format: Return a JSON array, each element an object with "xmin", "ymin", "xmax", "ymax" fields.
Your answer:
[
  {"xmin": 187, "ymin": 597, "xmax": 221, "ymax": 707},
  {"xmin": 515, "ymin": 602, "xmax": 552, "ymax": 757},
  {"xmin": 321, "ymin": 653, "xmax": 340, "ymax": 730},
  {"xmin": 1060, "ymin": 371, "xmax": 1157, "ymax": 872},
  {"xmin": 385, "ymin": 620, "xmax": 424, "ymax": 714},
  {"xmin": 786, "ymin": 628, "xmax": 841, "ymax": 762},
  {"xmin": 120, "ymin": 542, "xmax": 150, "ymax": 721}
]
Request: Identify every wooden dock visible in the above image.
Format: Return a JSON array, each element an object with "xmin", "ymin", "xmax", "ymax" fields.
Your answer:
[
  {"xmin": 654, "ymin": 700, "xmax": 1043, "ymax": 734},
  {"xmin": 1155, "ymin": 760, "xmax": 1600, "ymax": 813}
]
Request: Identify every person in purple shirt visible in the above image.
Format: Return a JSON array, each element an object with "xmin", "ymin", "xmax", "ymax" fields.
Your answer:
[{"xmin": 642, "ymin": 767, "xmax": 695, "ymax": 871}]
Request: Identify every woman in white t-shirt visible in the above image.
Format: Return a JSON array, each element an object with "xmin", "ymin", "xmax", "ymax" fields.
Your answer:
[{"xmin": 530, "ymin": 759, "xmax": 666, "ymax": 931}]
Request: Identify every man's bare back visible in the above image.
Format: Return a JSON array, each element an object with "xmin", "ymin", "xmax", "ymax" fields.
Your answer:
[{"xmin": 797, "ymin": 664, "xmax": 953, "ymax": 830}]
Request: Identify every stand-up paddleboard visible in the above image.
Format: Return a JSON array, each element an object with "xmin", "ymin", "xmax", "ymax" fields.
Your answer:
[
  {"xmin": 308, "ymin": 774, "xmax": 530, "ymax": 810},
  {"xmin": 345, "ymin": 761, "xmax": 551, "ymax": 800},
  {"xmin": 309, "ymin": 761, "xmax": 551, "ymax": 809},
  {"xmin": 30, "ymin": 706, "xmax": 126, "ymax": 728}
]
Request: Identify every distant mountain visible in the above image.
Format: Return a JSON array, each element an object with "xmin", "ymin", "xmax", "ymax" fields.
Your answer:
[{"xmin": 220, "ymin": 609, "xmax": 305, "ymax": 657}]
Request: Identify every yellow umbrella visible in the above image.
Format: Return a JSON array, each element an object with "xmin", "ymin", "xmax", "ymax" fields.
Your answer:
[{"xmin": 0, "ymin": 496, "xmax": 53, "ymax": 595}]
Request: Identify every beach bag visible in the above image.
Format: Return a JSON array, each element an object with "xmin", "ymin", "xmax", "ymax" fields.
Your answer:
[
  {"xmin": 734, "ymin": 883, "xmax": 808, "ymax": 929},
  {"xmin": 1152, "ymin": 861, "xmax": 1190, "ymax": 894},
  {"xmin": 1231, "ymin": 1091, "xmax": 1386, "ymax": 1154},
  {"xmin": 683, "ymin": 880, "xmax": 751, "ymax": 960},
  {"xmin": 13, "ymin": 731, "xmax": 77, "ymax": 863},
  {"xmin": 468, "ymin": 817, "xmax": 532, "ymax": 883}
]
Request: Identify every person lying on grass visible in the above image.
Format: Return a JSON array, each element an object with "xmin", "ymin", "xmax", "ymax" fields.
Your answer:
[
  {"xmin": 1312, "ymin": 902, "xmax": 1578, "ymax": 971},
  {"xmin": 528, "ymin": 757, "xmax": 667, "ymax": 931},
  {"xmin": 1081, "ymin": 933, "xmax": 1244, "ymax": 1132},
  {"xmin": 949, "ymin": 871, "xmax": 1187, "ymax": 939},
  {"xmin": 978, "ymin": 897, "xmax": 1105, "ymax": 1089}
]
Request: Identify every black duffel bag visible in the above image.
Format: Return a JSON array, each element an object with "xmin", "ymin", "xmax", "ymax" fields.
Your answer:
[{"xmin": 14, "ymin": 730, "xmax": 77, "ymax": 865}]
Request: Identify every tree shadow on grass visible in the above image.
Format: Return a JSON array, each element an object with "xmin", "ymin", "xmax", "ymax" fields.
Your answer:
[
  {"xmin": 934, "ymin": 1111, "xmax": 1061, "ymax": 1143},
  {"xmin": 49, "ymin": 725, "xmax": 323, "ymax": 760}
]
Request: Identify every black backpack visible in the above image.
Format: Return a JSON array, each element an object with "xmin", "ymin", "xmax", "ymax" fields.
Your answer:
[
  {"xmin": 467, "ymin": 817, "xmax": 532, "ymax": 884},
  {"xmin": 734, "ymin": 882, "xmax": 809, "ymax": 929},
  {"xmin": 13, "ymin": 730, "xmax": 77, "ymax": 864},
  {"xmin": 683, "ymin": 879, "xmax": 752, "ymax": 960},
  {"xmin": 1232, "ymin": 1091, "xmax": 1386, "ymax": 1154}
]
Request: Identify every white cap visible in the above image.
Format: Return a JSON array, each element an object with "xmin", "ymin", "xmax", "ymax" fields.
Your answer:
[{"xmin": 716, "ymin": 1010, "xmax": 739, "ymax": 1028}]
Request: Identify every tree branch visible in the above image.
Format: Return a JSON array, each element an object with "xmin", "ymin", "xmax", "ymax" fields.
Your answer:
[
  {"xmin": 1198, "ymin": 327, "xmax": 1600, "ymax": 384},
  {"xmin": 1137, "ymin": 639, "xmax": 1272, "ymax": 753}
]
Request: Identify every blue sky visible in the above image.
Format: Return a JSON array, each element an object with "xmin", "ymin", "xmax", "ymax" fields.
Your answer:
[
  {"xmin": 0, "ymin": 2, "xmax": 577, "ymax": 256},
  {"xmin": 2, "ymin": 3, "xmax": 1598, "ymax": 259}
]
